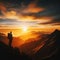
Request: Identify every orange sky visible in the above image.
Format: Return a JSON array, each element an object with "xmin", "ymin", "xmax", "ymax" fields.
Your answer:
[
  {"xmin": 0, "ymin": 25, "xmax": 60, "ymax": 37},
  {"xmin": 0, "ymin": 1, "xmax": 60, "ymax": 37},
  {"xmin": 0, "ymin": 0, "xmax": 60, "ymax": 48}
]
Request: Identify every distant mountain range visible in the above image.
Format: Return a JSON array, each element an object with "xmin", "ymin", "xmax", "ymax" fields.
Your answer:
[{"xmin": 0, "ymin": 33, "xmax": 8, "ymax": 45}]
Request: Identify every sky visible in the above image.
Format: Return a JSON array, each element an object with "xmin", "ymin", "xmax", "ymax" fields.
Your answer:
[{"xmin": 0, "ymin": 0, "xmax": 60, "ymax": 30}]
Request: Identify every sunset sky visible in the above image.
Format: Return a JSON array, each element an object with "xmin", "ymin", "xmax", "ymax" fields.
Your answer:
[{"xmin": 0, "ymin": 0, "xmax": 60, "ymax": 36}]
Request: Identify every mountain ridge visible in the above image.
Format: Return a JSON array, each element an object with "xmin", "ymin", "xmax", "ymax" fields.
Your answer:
[{"xmin": 33, "ymin": 29, "xmax": 60, "ymax": 60}]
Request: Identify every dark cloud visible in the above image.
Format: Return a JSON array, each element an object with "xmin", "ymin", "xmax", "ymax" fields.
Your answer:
[
  {"xmin": 39, "ymin": 16, "xmax": 60, "ymax": 25},
  {"xmin": 52, "ymin": 16, "xmax": 60, "ymax": 23},
  {"xmin": 0, "ymin": 0, "xmax": 60, "ymax": 26},
  {"xmin": 0, "ymin": 18, "xmax": 17, "ymax": 22}
]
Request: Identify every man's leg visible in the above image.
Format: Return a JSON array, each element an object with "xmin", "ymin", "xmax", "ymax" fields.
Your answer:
[{"xmin": 9, "ymin": 39, "xmax": 12, "ymax": 47}]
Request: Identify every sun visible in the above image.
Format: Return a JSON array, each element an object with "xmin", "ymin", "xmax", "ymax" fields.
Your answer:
[{"xmin": 21, "ymin": 26, "xmax": 28, "ymax": 32}]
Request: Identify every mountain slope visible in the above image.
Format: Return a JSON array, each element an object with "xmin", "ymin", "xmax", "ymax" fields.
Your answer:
[
  {"xmin": 19, "ymin": 33, "xmax": 48, "ymax": 55},
  {"xmin": 0, "ymin": 41, "xmax": 31, "ymax": 60},
  {"xmin": 33, "ymin": 29, "xmax": 60, "ymax": 60}
]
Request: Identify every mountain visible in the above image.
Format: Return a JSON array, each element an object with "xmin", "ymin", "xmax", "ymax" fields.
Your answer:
[
  {"xmin": 33, "ymin": 29, "xmax": 60, "ymax": 60},
  {"xmin": 0, "ymin": 33, "xmax": 6, "ymax": 40},
  {"xmin": 0, "ymin": 33, "xmax": 23, "ymax": 47},
  {"xmin": 0, "ymin": 41, "xmax": 31, "ymax": 60},
  {"xmin": 19, "ymin": 33, "xmax": 48, "ymax": 55},
  {"xmin": 0, "ymin": 33, "xmax": 9, "ymax": 45},
  {"xmin": 0, "ymin": 29, "xmax": 60, "ymax": 60},
  {"xmin": 0, "ymin": 32, "xmax": 32, "ymax": 60}
]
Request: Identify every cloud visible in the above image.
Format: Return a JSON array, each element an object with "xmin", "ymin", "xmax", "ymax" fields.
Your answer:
[
  {"xmin": 0, "ymin": 3, "xmax": 7, "ymax": 15},
  {"xmin": 0, "ymin": 0, "xmax": 60, "ymax": 28},
  {"xmin": 38, "ymin": 16, "xmax": 60, "ymax": 25},
  {"xmin": 21, "ymin": 2, "xmax": 44, "ymax": 13},
  {"xmin": 0, "ymin": 17, "xmax": 53, "ymax": 28}
]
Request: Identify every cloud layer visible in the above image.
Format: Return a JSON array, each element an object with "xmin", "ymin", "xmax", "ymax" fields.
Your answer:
[{"xmin": 0, "ymin": 0, "xmax": 60, "ymax": 29}]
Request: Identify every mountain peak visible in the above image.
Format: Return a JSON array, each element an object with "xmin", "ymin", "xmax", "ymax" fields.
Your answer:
[
  {"xmin": 50, "ymin": 29, "xmax": 60, "ymax": 36},
  {"xmin": 54, "ymin": 29, "xmax": 60, "ymax": 33}
]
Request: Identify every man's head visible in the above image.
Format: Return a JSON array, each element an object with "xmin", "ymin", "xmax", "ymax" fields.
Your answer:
[{"xmin": 10, "ymin": 31, "xmax": 12, "ymax": 34}]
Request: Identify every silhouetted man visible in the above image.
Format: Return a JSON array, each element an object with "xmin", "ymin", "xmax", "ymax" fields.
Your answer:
[{"xmin": 8, "ymin": 32, "xmax": 13, "ymax": 47}]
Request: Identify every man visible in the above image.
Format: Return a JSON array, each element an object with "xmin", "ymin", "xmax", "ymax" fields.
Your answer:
[{"xmin": 8, "ymin": 32, "xmax": 13, "ymax": 47}]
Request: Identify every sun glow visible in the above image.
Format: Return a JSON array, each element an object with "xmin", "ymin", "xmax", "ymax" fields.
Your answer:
[{"xmin": 21, "ymin": 26, "xmax": 29, "ymax": 32}]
